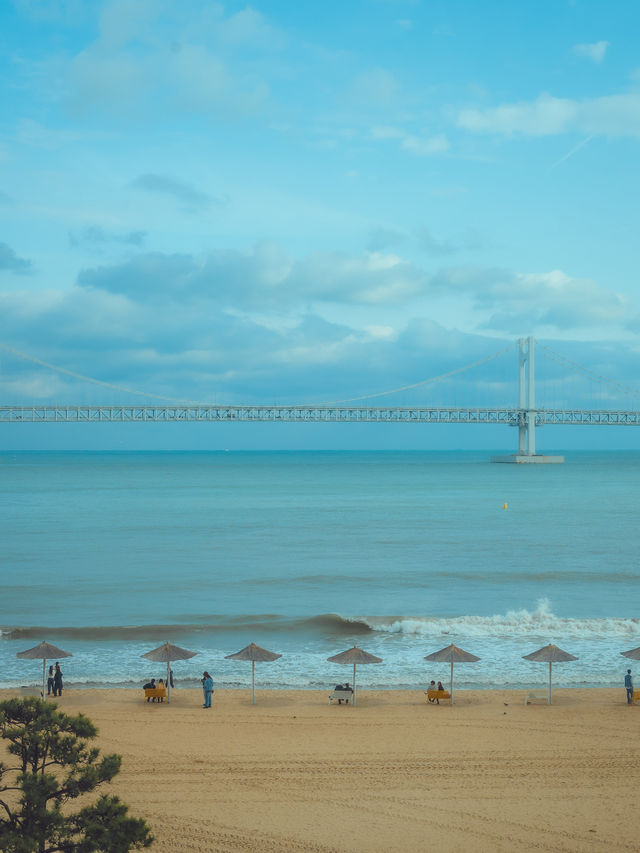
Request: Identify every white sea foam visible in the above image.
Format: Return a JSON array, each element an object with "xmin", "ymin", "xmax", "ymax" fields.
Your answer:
[{"xmin": 355, "ymin": 599, "xmax": 640, "ymax": 640}]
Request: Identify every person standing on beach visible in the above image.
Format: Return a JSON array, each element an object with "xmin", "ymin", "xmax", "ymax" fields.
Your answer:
[
  {"xmin": 202, "ymin": 672, "xmax": 213, "ymax": 708},
  {"xmin": 47, "ymin": 665, "xmax": 55, "ymax": 696},
  {"xmin": 625, "ymin": 669, "xmax": 633, "ymax": 704},
  {"xmin": 53, "ymin": 662, "xmax": 63, "ymax": 697}
]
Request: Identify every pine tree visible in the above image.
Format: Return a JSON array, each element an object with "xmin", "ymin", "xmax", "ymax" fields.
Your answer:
[{"xmin": 0, "ymin": 697, "xmax": 153, "ymax": 852}]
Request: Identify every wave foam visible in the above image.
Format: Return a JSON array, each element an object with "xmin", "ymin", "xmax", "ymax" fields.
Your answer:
[{"xmin": 355, "ymin": 600, "xmax": 640, "ymax": 640}]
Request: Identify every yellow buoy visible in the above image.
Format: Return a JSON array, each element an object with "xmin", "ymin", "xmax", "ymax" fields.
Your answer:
[{"xmin": 503, "ymin": 503, "xmax": 508, "ymax": 509}]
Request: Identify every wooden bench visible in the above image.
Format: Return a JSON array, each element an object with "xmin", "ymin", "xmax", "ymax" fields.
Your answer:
[
  {"xmin": 631, "ymin": 691, "xmax": 640, "ymax": 704},
  {"xmin": 329, "ymin": 690, "xmax": 353, "ymax": 704},
  {"xmin": 524, "ymin": 690, "xmax": 549, "ymax": 705},
  {"xmin": 144, "ymin": 686, "xmax": 167, "ymax": 703},
  {"xmin": 425, "ymin": 690, "xmax": 451, "ymax": 704}
]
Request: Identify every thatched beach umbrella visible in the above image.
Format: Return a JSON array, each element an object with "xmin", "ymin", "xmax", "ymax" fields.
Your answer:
[
  {"xmin": 225, "ymin": 643, "xmax": 282, "ymax": 705},
  {"xmin": 141, "ymin": 642, "xmax": 197, "ymax": 704},
  {"xmin": 327, "ymin": 646, "xmax": 382, "ymax": 706},
  {"xmin": 621, "ymin": 646, "xmax": 640, "ymax": 661},
  {"xmin": 424, "ymin": 643, "xmax": 480, "ymax": 705},
  {"xmin": 17, "ymin": 641, "xmax": 72, "ymax": 699},
  {"xmin": 522, "ymin": 643, "xmax": 578, "ymax": 705}
]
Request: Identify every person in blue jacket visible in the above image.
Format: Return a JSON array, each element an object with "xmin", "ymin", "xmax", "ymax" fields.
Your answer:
[
  {"xmin": 625, "ymin": 669, "xmax": 634, "ymax": 704},
  {"xmin": 201, "ymin": 671, "xmax": 214, "ymax": 708}
]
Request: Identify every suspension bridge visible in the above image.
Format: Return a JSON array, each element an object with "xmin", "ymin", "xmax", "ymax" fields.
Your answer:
[{"xmin": 2, "ymin": 337, "xmax": 640, "ymax": 462}]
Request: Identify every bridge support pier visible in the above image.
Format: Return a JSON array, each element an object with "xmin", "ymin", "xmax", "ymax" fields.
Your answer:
[{"xmin": 492, "ymin": 337, "xmax": 564, "ymax": 464}]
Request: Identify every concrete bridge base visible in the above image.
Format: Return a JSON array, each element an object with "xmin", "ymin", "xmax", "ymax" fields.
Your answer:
[{"xmin": 491, "ymin": 454, "xmax": 565, "ymax": 464}]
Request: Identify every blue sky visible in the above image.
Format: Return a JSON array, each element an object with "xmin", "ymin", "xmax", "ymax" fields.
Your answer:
[{"xmin": 1, "ymin": 0, "xmax": 640, "ymax": 449}]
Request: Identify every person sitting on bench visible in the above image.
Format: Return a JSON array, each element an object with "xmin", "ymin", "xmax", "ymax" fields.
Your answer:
[
  {"xmin": 143, "ymin": 679, "xmax": 156, "ymax": 702},
  {"xmin": 334, "ymin": 682, "xmax": 353, "ymax": 704}
]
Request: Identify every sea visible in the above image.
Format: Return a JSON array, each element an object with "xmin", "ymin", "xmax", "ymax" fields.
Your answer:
[{"xmin": 1, "ymin": 450, "xmax": 639, "ymax": 692}]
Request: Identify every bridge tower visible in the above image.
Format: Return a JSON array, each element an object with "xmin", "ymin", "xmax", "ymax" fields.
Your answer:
[
  {"xmin": 492, "ymin": 336, "xmax": 564, "ymax": 464},
  {"xmin": 518, "ymin": 336, "xmax": 536, "ymax": 456}
]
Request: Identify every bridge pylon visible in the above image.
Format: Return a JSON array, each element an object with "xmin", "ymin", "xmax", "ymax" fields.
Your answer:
[{"xmin": 492, "ymin": 336, "xmax": 564, "ymax": 464}]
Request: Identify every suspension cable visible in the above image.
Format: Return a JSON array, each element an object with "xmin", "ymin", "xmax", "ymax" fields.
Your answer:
[
  {"xmin": 0, "ymin": 343, "xmax": 196, "ymax": 404},
  {"xmin": 2, "ymin": 340, "xmax": 517, "ymax": 408},
  {"xmin": 537, "ymin": 343, "xmax": 640, "ymax": 400},
  {"xmin": 313, "ymin": 343, "xmax": 516, "ymax": 405}
]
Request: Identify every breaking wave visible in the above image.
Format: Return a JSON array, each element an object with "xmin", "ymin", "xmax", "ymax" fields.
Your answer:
[
  {"xmin": 2, "ymin": 601, "xmax": 639, "ymax": 644},
  {"xmin": 357, "ymin": 599, "xmax": 640, "ymax": 640}
]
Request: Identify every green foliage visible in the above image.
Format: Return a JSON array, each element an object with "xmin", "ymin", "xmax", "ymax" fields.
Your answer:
[{"xmin": 0, "ymin": 698, "xmax": 153, "ymax": 852}]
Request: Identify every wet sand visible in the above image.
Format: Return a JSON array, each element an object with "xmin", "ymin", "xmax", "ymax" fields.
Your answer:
[{"xmin": 1, "ymin": 687, "xmax": 638, "ymax": 852}]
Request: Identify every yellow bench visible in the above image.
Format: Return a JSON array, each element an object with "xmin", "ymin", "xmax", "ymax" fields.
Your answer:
[
  {"xmin": 425, "ymin": 689, "xmax": 451, "ymax": 704},
  {"xmin": 632, "ymin": 692, "xmax": 640, "ymax": 704},
  {"xmin": 144, "ymin": 686, "xmax": 167, "ymax": 703}
]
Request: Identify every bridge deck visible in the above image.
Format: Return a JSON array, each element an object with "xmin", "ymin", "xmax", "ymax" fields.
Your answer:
[{"xmin": 2, "ymin": 405, "xmax": 640, "ymax": 425}]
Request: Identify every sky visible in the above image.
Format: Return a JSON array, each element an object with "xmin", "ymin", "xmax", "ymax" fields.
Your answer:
[{"xmin": 1, "ymin": 0, "xmax": 640, "ymax": 450}]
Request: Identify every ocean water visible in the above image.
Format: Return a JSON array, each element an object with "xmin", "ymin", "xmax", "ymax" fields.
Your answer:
[{"xmin": 1, "ymin": 450, "xmax": 639, "ymax": 691}]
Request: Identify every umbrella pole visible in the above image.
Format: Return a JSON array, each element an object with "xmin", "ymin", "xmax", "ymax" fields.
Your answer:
[
  {"xmin": 450, "ymin": 661, "xmax": 454, "ymax": 706},
  {"xmin": 252, "ymin": 660, "xmax": 255, "ymax": 705},
  {"xmin": 548, "ymin": 661, "xmax": 552, "ymax": 705},
  {"xmin": 353, "ymin": 662, "xmax": 356, "ymax": 707},
  {"xmin": 167, "ymin": 660, "xmax": 171, "ymax": 704},
  {"xmin": 42, "ymin": 658, "xmax": 46, "ymax": 700}
]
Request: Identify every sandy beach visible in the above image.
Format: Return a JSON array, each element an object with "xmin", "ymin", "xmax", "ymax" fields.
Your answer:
[{"xmin": 2, "ymin": 687, "xmax": 638, "ymax": 852}]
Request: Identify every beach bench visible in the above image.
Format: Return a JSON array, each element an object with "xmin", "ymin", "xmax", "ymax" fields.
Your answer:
[
  {"xmin": 329, "ymin": 690, "xmax": 353, "ymax": 704},
  {"xmin": 524, "ymin": 690, "xmax": 549, "ymax": 705},
  {"xmin": 425, "ymin": 690, "xmax": 451, "ymax": 704},
  {"xmin": 144, "ymin": 686, "xmax": 167, "ymax": 703},
  {"xmin": 631, "ymin": 692, "xmax": 640, "ymax": 704}
]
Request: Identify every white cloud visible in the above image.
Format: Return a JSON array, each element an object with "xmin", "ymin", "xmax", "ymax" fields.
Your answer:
[
  {"xmin": 97, "ymin": 0, "xmax": 158, "ymax": 51},
  {"xmin": 64, "ymin": 3, "xmax": 273, "ymax": 119},
  {"xmin": 401, "ymin": 133, "xmax": 449, "ymax": 155},
  {"xmin": 12, "ymin": 0, "xmax": 88, "ymax": 24},
  {"xmin": 573, "ymin": 41, "xmax": 609, "ymax": 63},
  {"xmin": 458, "ymin": 93, "xmax": 577, "ymax": 136},
  {"xmin": 16, "ymin": 118, "xmax": 87, "ymax": 149},
  {"xmin": 365, "ymin": 324, "xmax": 398, "ymax": 340},
  {"xmin": 457, "ymin": 91, "xmax": 640, "ymax": 138},
  {"xmin": 370, "ymin": 125, "xmax": 404, "ymax": 140},
  {"xmin": 215, "ymin": 7, "xmax": 286, "ymax": 49},
  {"xmin": 431, "ymin": 266, "xmax": 630, "ymax": 333},
  {"xmin": 292, "ymin": 250, "xmax": 428, "ymax": 304},
  {"xmin": 2, "ymin": 242, "xmax": 638, "ymax": 405},
  {"xmin": 370, "ymin": 125, "xmax": 449, "ymax": 156},
  {"xmin": 349, "ymin": 69, "xmax": 399, "ymax": 105}
]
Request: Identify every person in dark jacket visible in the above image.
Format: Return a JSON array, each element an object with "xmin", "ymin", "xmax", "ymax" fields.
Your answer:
[
  {"xmin": 625, "ymin": 669, "xmax": 634, "ymax": 704},
  {"xmin": 47, "ymin": 665, "xmax": 55, "ymax": 696},
  {"xmin": 53, "ymin": 662, "xmax": 63, "ymax": 696}
]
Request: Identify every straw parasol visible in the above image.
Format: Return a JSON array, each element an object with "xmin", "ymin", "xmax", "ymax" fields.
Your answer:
[
  {"xmin": 17, "ymin": 641, "xmax": 72, "ymax": 699},
  {"xmin": 141, "ymin": 642, "xmax": 197, "ymax": 704},
  {"xmin": 225, "ymin": 643, "xmax": 282, "ymax": 705},
  {"xmin": 326, "ymin": 646, "xmax": 382, "ymax": 706},
  {"xmin": 424, "ymin": 643, "xmax": 480, "ymax": 705},
  {"xmin": 621, "ymin": 646, "xmax": 640, "ymax": 661},
  {"xmin": 522, "ymin": 643, "xmax": 578, "ymax": 705}
]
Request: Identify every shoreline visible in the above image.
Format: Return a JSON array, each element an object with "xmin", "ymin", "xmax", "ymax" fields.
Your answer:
[
  {"xmin": 1, "ymin": 687, "xmax": 639, "ymax": 852},
  {"xmin": 2, "ymin": 677, "xmax": 631, "ymax": 691}
]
